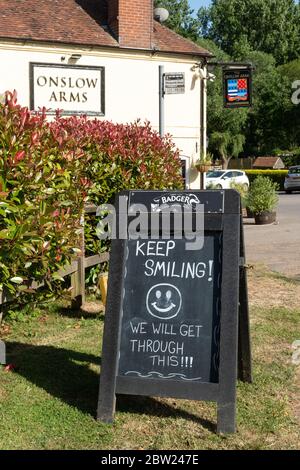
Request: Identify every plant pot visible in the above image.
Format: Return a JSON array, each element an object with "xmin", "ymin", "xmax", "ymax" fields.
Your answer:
[
  {"xmin": 254, "ymin": 211, "xmax": 276, "ymax": 225},
  {"xmin": 195, "ymin": 164, "xmax": 211, "ymax": 173},
  {"xmin": 98, "ymin": 272, "xmax": 108, "ymax": 307}
]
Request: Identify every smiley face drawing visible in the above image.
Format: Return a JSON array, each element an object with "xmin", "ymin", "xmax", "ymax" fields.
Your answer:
[{"xmin": 146, "ymin": 283, "xmax": 182, "ymax": 320}]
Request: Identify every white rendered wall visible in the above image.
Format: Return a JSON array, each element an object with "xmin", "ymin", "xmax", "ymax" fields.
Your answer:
[{"xmin": 0, "ymin": 41, "xmax": 205, "ymax": 189}]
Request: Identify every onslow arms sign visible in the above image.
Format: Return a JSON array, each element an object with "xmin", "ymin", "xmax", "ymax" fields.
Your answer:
[{"xmin": 30, "ymin": 63, "xmax": 105, "ymax": 115}]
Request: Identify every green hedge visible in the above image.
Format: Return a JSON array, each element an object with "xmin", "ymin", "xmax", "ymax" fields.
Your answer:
[{"xmin": 245, "ymin": 170, "xmax": 288, "ymax": 190}]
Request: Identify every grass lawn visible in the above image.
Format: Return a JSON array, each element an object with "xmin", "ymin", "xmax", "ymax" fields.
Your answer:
[{"xmin": 0, "ymin": 266, "xmax": 299, "ymax": 450}]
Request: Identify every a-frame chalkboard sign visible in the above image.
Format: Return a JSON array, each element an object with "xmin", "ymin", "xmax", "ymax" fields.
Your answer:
[{"xmin": 97, "ymin": 190, "xmax": 251, "ymax": 434}]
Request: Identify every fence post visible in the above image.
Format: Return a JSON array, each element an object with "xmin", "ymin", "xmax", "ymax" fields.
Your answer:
[
  {"xmin": 71, "ymin": 213, "xmax": 85, "ymax": 309},
  {"xmin": 0, "ymin": 290, "xmax": 3, "ymax": 324}
]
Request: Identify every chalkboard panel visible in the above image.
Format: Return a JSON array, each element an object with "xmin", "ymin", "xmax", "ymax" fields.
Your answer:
[{"xmin": 118, "ymin": 234, "xmax": 222, "ymax": 383}]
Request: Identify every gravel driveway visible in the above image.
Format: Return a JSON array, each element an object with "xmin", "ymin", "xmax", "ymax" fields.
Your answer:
[{"xmin": 244, "ymin": 193, "xmax": 300, "ymax": 277}]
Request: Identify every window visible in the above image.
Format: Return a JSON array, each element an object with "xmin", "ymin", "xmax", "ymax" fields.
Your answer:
[
  {"xmin": 289, "ymin": 167, "xmax": 300, "ymax": 175},
  {"xmin": 207, "ymin": 171, "xmax": 225, "ymax": 178},
  {"xmin": 223, "ymin": 171, "xmax": 234, "ymax": 178}
]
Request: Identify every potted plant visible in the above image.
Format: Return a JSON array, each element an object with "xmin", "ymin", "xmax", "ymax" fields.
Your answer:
[
  {"xmin": 245, "ymin": 176, "xmax": 279, "ymax": 225},
  {"xmin": 230, "ymin": 181, "xmax": 249, "ymax": 216},
  {"xmin": 195, "ymin": 152, "xmax": 213, "ymax": 173}
]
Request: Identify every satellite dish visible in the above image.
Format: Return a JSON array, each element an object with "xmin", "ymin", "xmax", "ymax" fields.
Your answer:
[{"xmin": 154, "ymin": 7, "xmax": 169, "ymax": 23}]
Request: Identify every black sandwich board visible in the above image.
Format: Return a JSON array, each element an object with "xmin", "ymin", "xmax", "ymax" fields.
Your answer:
[{"xmin": 97, "ymin": 190, "xmax": 251, "ymax": 434}]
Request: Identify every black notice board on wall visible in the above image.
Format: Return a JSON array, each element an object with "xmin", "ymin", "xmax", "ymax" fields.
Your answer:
[
  {"xmin": 97, "ymin": 190, "xmax": 251, "ymax": 434},
  {"xmin": 164, "ymin": 73, "xmax": 185, "ymax": 94}
]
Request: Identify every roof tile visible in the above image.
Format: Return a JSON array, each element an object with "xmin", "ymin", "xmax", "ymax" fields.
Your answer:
[
  {"xmin": 0, "ymin": 0, "xmax": 211, "ymax": 56},
  {"xmin": 253, "ymin": 157, "xmax": 284, "ymax": 168}
]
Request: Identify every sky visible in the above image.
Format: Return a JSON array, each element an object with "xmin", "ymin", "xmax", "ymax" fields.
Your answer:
[{"xmin": 189, "ymin": 0, "xmax": 212, "ymax": 12}]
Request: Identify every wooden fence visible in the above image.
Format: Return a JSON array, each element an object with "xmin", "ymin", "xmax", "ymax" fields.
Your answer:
[
  {"xmin": 0, "ymin": 204, "xmax": 109, "ymax": 319},
  {"xmin": 228, "ymin": 157, "xmax": 254, "ymax": 170}
]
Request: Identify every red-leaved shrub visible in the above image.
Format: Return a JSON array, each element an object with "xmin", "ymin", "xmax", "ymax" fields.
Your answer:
[{"xmin": 0, "ymin": 91, "xmax": 182, "ymax": 307}]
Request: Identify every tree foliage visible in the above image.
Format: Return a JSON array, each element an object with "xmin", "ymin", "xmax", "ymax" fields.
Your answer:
[
  {"xmin": 161, "ymin": 0, "xmax": 300, "ymax": 158},
  {"xmin": 240, "ymin": 51, "xmax": 291, "ymax": 154},
  {"xmin": 277, "ymin": 60, "xmax": 300, "ymax": 150},
  {"xmin": 154, "ymin": 0, "xmax": 200, "ymax": 40},
  {"xmin": 199, "ymin": 0, "xmax": 300, "ymax": 65}
]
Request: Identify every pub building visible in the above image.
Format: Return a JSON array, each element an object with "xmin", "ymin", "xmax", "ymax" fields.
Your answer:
[{"xmin": 0, "ymin": 0, "xmax": 212, "ymax": 189}]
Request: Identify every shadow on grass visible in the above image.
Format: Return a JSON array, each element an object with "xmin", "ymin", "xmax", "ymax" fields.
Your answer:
[
  {"xmin": 269, "ymin": 270, "xmax": 300, "ymax": 284},
  {"xmin": 117, "ymin": 395, "xmax": 216, "ymax": 433},
  {"xmin": 6, "ymin": 342, "xmax": 216, "ymax": 432},
  {"xmin": 6, "ymin": 341, "xmax": 101, "ymax": 416},
  {"xmin": 58, "ymin": 306, "xmax": 105, "ymax": 321},
  {"xmin": 46, "ymin": 297, "xmax": 105, "ymax": 320}
]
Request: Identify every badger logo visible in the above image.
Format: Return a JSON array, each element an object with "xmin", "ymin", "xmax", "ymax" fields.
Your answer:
[
  {"xmin": 153, "ymin": 194, "xmax": 200, "ymax": 205},
  {"xmin": 151, "ymin": 194, "xmax": 201, "ymax": 212}
]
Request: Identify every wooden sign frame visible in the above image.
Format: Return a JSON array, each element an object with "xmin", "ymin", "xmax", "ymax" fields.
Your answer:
[{"xmin": 97, "ymin": 190, "xmax": 251, "ymax": 434}]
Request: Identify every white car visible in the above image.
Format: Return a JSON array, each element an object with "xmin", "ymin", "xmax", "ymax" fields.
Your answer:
[
  {"xmin": 284, "ymin": 166, "xmax": 300, "ymax": 193},
  {"xmin": 205, "ymin": 170, "xmax": 250, "ymax": 190}
]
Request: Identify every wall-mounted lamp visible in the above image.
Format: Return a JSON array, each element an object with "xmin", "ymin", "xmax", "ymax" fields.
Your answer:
[{"xmin": 191, "ymin": 64, "xmax": 216, "ymax": 82}]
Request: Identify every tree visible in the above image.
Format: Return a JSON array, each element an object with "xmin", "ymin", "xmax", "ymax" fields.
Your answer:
[
  {"xmin": 277, "ymin": 59, "xmax": 300, "ymax": 150},
  {"xmin": 154, "ymin": 0, "xmax": 200, "ymax": 40},
  {"xmin": 157, "ymin": 0, "xmax": 300, "ymax": 159},
  {"xmin": 239, "ymin": 51, "xmax": 293, "ymax": 154},
  {"xmin": 209, "ymin": 132, "xmax": 245, "ymax": 169},
  {"xmin": 198, "ymin": 0, "xmax": 300, "ymax": 65}
]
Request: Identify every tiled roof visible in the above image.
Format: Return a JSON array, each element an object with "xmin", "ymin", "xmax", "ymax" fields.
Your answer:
[
  {"xmin": 0, "ymin": 0, "xmax": 117, "ymax": 47},
  {"xmin": 153, "ymin": 22, "xmax": 211, "ymax": 56},
  {"xmin": 0, "ymin": 0, "xmax": 212, "ymax": 57},
  {"xmin": 253, "ymin": 157, "xmax": 284, "ymax": 168}
]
